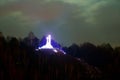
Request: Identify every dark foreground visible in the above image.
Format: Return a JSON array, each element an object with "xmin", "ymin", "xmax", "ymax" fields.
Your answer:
[{"xmin": 0, "ymin": 37, "xmax": 120, "ymax": 80}]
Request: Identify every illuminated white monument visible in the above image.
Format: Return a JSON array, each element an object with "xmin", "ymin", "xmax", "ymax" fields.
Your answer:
[
  {"xmin": 38, "ymin": 35, "xmax": 53, "ymax": 49},
  {"xmin": 37, "ymin": 34, "xmax": 66, "ymax": 54}
]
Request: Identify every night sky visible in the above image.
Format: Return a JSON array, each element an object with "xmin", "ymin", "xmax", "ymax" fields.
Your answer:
[{"xmin": 0, "ymin": 0, "xmax": 120, "ymax": 47}]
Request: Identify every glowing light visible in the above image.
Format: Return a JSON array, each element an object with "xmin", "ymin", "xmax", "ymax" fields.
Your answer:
[
  {"xmin": 38, "ymin": 35, "xmax": 53, "ymax": 49},
  {"xmin": 36, "ymin": 34, "xmax": 66, "ymax": 54},
  {"xmin": 53, "ymin": 49, "xmax": 58, "ymax": 53}
]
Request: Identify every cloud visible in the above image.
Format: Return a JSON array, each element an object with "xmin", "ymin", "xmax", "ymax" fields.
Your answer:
[
  {"xmin": 0, "ymin": 0, "xmax": 120, "ymax": 46},
  {"xmin": 0, "ymin": 0, "xmax": 72, "ymax": 21}
]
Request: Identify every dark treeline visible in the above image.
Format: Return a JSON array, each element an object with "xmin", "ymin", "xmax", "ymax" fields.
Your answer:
[
  {"xmin": 63, "ymin": 43, "xmax": 120, "ymax": 80},
  {"xmin": 0, "ymin": 32, "xmax": 120, "ymax": 80}
]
